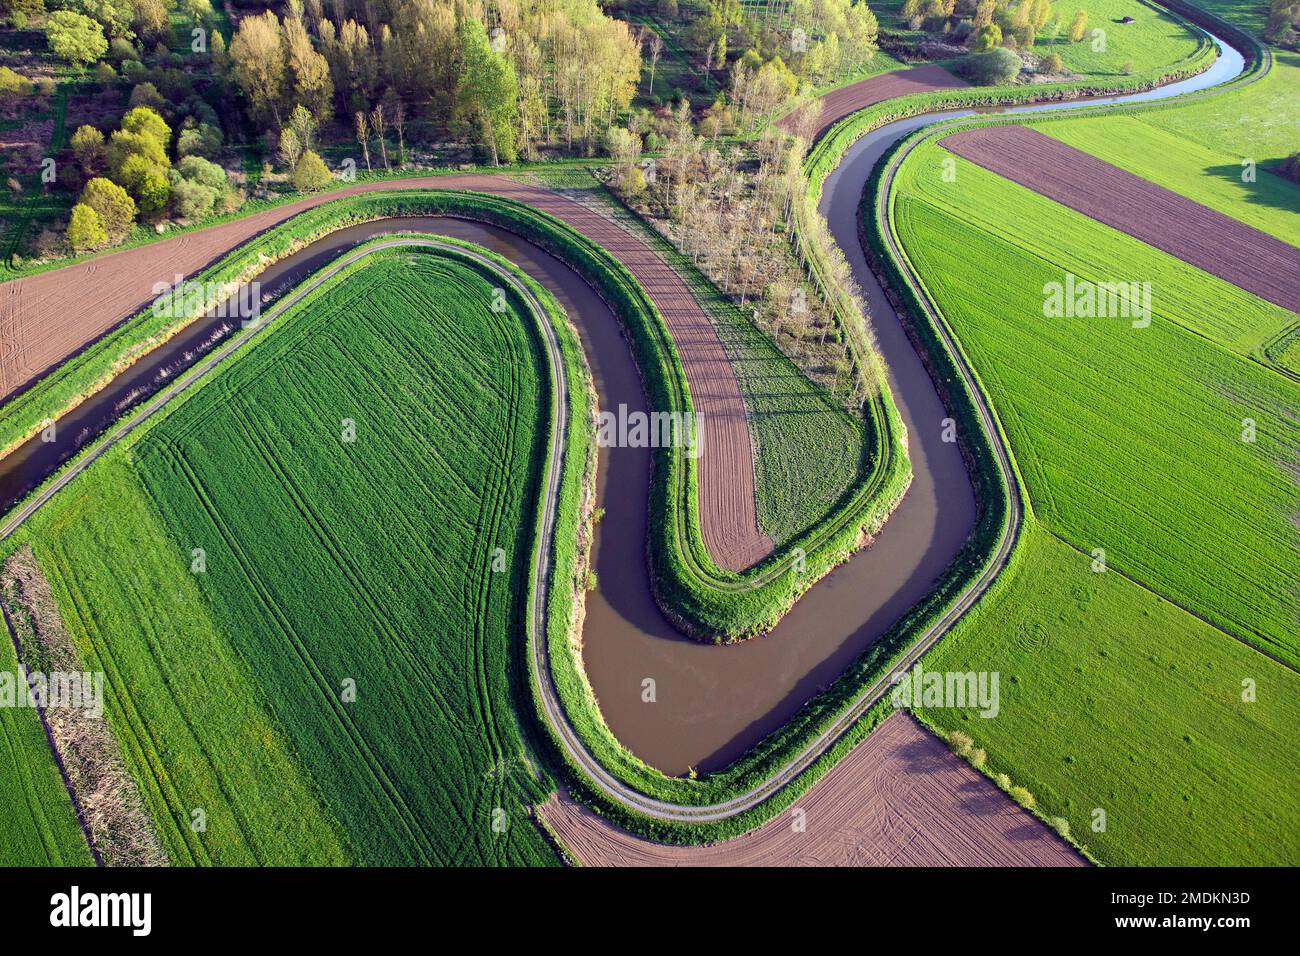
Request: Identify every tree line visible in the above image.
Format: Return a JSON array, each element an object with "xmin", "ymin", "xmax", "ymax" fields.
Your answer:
[{"xmin": 220, "ymin": 0, "xmax": 642, "ymax": 165}]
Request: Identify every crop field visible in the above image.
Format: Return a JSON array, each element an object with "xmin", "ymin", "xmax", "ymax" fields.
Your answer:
[
  {"xmin": 941, "ymin": 125, "xmax": 1300, "ymax": 314},
  {"xmin": 21, "ymin": 458, "xmax": 351, "ymax": 865},
  {"xmin": 1025, "ymin": 46, "xmax": 1300, "ymax": 250},
  {"xmin": 9, "ymin": 246, "xmax": 565, "ymax": 865},
  {"xmin": 0, "ymin": 631, "xmax": 93, "ymax": 866},
  {"xmin": 918, "ymin": 523, "xmax": 1300, "ymax": 866},
  {"xmin": 1033, "ymin": 113, "xmax": 1300, "ymax": 249},
  {"xmin": 893, "ymin": 139, "xmax": 1300, "ymax": 668}
]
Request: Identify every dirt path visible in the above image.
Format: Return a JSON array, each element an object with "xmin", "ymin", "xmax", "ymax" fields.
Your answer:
[
  {"xmin": 780, "ymin": 65, "xmax": 968, "ymax": 141},
  {"xmin": 942, "ymin": 125, "xmax": 1300, "ymax": 315},
  {"xmin": 540, "ymin": 713, "xmax": 1084, "ymax": 866},
  {"xmin": 0, "ymin": 174, "xmax": 772, "ymax": 572}
]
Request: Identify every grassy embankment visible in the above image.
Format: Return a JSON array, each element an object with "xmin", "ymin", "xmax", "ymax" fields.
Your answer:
[{"xmin": 4, "ymin": 239, "xmax": 577, "ymax": 865}]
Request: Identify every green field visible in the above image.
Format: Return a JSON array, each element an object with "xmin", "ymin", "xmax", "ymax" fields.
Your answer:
[
  {"xmin": 1180, "ymin": 0, "xmax": 1272, "ymax": 34},
  {"xmin": 8, "ymin": 244, "xmax": 568, "ymax": 865},
  {"xmin": 886, "ymin": 91, "xmax": 1299, "ymax": 862},
  {"xmin": 895, "ymin": 139, "xmax": 1300, "ymax": 666},
  {"xmin": 918, "ymin": 522, "xmax": 1299, "ymax": 865},
  {"xmin": 0, "ymin": 632, "xmax": 94, "ymax": 866}
]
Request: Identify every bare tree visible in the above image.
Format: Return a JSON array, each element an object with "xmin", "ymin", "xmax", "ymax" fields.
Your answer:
[
  {"xmin": 392, "ymin": 99, "xmax": 406, "ymax": 167},
  {"xmin": 371, "ymin": 103, "xmax": 389, "ymax": 169},
  {"xmin": 648, "ymin": 31, "xmax": 663, "ymax": 96},
  {"xmin": 354, "ymin": 110, "xmax": 371, "ymax": 172}
]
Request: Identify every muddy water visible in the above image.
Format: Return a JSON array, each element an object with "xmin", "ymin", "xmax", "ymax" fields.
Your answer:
[{"xmin": 0, "ymin": 25, "xmax": 1246, "ymax": 774}]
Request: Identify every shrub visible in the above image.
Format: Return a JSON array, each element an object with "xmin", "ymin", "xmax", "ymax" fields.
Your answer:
[
  {"xmin": 129, "ymin": 82, "xmax": 166, "ymax": 111},
  {"xmin": 292, "ymin": 150, "xmax": 331, "ymax": 193},
  {"xmin": 1049, "ymin": 816, "xmax": 1071, "ymax": 839},
  {"xmin": 177, "ymin": 155, "xmax": 227, "ymax": 192},
  {"xmin": 971, "ymin": 23, "xmax": 1001, "ymax": 52},
  {"xmin": 46, "ymin": 11, "xmax": 108, "ymax": 67},
  {"xmin": 1009, "ymin": 785, "xmax": 1036, "ymax": 809},
  {"xmin": 79, "ymin": 177, "xmax": 136, "ymax": 243},
  {"xmin": 169, "ymin": 176, "xmax": 217, "ymax": 220},
  {"xmin": 968, "ymin": 747, "xmax": 987, "ymax": 768},
  {"xmin": 947, "ymin": 729, "xmax": 974, "ymax": 755},
  {"xmin": 109, "ymin": 38, "xmax": 139, "ymax": 63},
  {"xmin": 1038, "ymin": 52, "xmax": 1063, "ymax": 74},
  {"xmin": 70, "ymin": 125, "xmax": 106, "ymax": 170},
  {"xmin": 1120, "ymin": 58, "xmax": 1134, "ymax": 75},
  {"xmin": 67, "ymin": 203, "xmax": 107, "ymax": 252},
  {"xmin": 0, "ymin": 66, "xmax": 34, "ymax": 104},
  {"xmin": 995, "ymin": 772, "xmax": 1011, "ymax": 790},
  {"xmin": 959, "ymin": 46, "xmax": 1022, "ymax": 85},
  {"xmin": 93, "ymin": 60, "xmax": 116, "ymax": 89},
  {"xmin": 177, "ymin": 122, "xmax": 223, "ymax": 159}
]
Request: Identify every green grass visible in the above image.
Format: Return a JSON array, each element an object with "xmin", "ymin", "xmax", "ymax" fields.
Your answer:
[
  {"xmin": 894, "ymin": 140, "xmax": 1300, "ymax": 668},
  {"xmin": 8, "ymin": 242, "xmax": 568, "ymax": 865},
  {"xmin": 1135, "ymin": 46, "xmax": 1300, "ymax": 164},
  {"xmin": 1180, "ymin": 0, "xmax": 1272, "ymax": 34},
  {"xmin": 917, "ymin": 522, "xmax": 1299, "ymax": 866},
  {"xmin": 0, "ymin": 632, "xmax": 94, "ymax": 866},
  {"xmin": 1043, "ymin": 0, "xmax": 1210, "ymax": 79}
]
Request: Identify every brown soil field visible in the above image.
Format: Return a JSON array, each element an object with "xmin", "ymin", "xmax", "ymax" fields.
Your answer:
[
  {"xmin": 780, "ymin": 65, "xmax": 968, "ymax": 141},
  {"xmin": 942, "ymin": 125, "xmax": 1300, "ymax": 315},
  {"xmin": 0, "ymin": 174, "xmax": 771, "ymax": 571},
  {"xmin": 539, "ymin": 713, "xmax": 1086, "ymax": 866}
]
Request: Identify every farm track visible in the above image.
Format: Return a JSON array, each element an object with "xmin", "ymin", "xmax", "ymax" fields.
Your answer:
[
  {"xmin": 941, "ymin": 124, "xmax": 1300, "ymax": 315},
  {"xmin": 0, "ymin": 177, "xmax": 771, "ymax": 574},
  {"xmin": 779, "ymin": 65, "xmax": 970, "ymax": 140}
]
